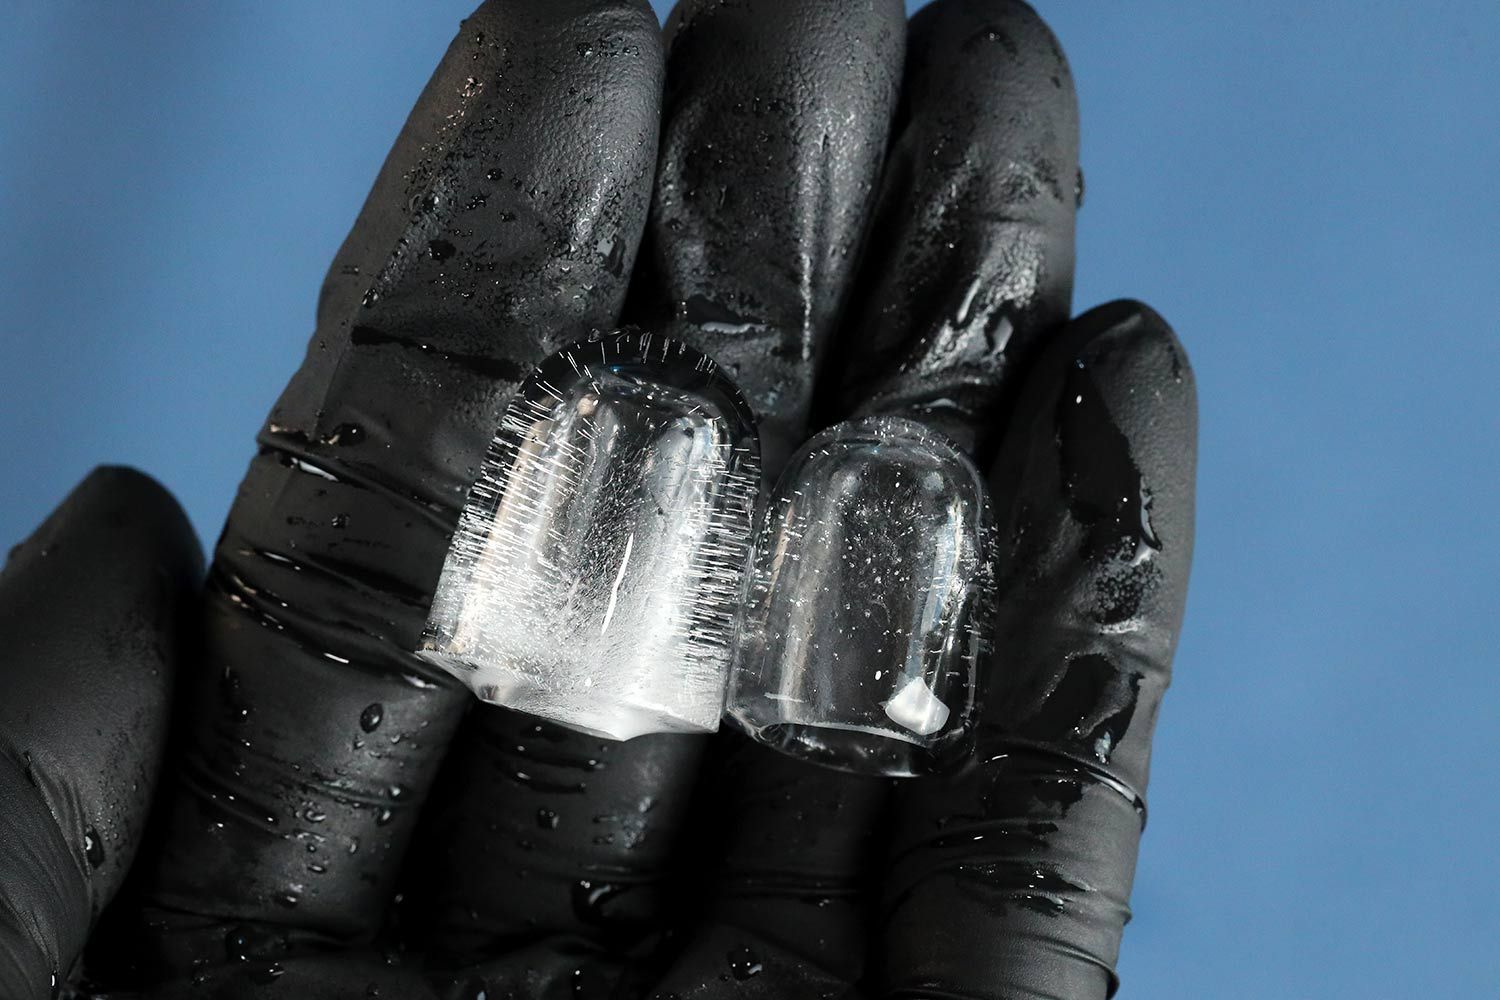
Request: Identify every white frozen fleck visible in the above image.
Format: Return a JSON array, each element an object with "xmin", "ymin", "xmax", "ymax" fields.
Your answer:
[{"xmin": 883, "ymin": 675, "xmax": 951, "ymax": 737}]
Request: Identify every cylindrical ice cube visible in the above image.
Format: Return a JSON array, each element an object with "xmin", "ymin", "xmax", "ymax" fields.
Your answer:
[
  {"xmin": 726, "ymin": 417, "xmax": 994, "ymax": 776},
  {"xmin": 419, "ymin": 331, "xmax": 760, "ymax": 740}
]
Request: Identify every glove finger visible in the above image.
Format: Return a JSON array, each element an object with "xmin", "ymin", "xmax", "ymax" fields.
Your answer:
[
  {"xmin": 880, "ymin": 301, "xmax": 1197, "ymax": 999},
  {"xmin": 635, "ymin": 2, "xmax": 906, "ymax": 995},
  {"xmin": 650, "ymin": 5, "xmax": 1080, "ymax": 990},
  {"xmin": 0, "ymin": 468, "xmax": 200, "ymax": 999},
  {"xmin": 398, "ymin": 0, "xmax": 906, "ymax": 987},
  {"xmin": 628, "ymin": 0, "xmax": 905, "ymax": 476},
  {"xmin": 397, "ymin": 710, "xmax": 702, "ymax": 975},
  {"xmin": 643, "ymin": 736, "xmax": 888, "ymax": 1000},
  {"xmin": 827, "ymin": 0, "xmax": 1078, "ymax": 462},
  {"xmin": 109, "ymin": 0, "xmax": 663, "ymax": 984}
]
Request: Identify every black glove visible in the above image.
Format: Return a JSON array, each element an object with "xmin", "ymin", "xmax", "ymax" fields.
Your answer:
[{"xmin": 0, "ymin": 2, "xmax": 1196, "ymax": 997}]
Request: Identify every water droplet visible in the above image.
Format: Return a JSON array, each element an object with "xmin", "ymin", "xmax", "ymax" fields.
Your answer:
[
  {"xmin": 224, "ymin": 926, "xmax": 252, "ymax": 961},
  {"xmin": 571, "ymin": 879, "xmax": 625, "ymax": 923},
  {"xmin": 82, "ymin": 827, "xmax": 105, "ymax": 868},
  {"xmin": 249, "ymin": 962, "xmax": 285, "ymax": 984},
  {"xmin": 727, "ymin": 947, "xmax": 763, "ymax": 980},
  {"xmin": 537, "ymin": 808, "xmax": 559, "ymax": 829},
  {"xmin": 323, "ymin": 422, "xmax": 365, "ymax": 446},
  {"xmin": 360, "ymin": 703, "xmax": 384, "ymax": 733},
  {"xmin": 221, "ymin": 667, "xmax": 251, "ymax": 722},
  {"xmin": 1134, "ymin": 480, "xmax": 1162, "ymax": 562},
  {"xmin": 399, "ymin": 672, "xmax": 439, "ymax": 691}
]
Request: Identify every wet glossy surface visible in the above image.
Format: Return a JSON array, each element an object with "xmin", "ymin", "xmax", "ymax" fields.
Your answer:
[
  {"xmin": 420, "ymin": 331, "xmax": 760, "ymax": 740},
  {"xmin": 727, "ymin": 416, "xmax": 994, "ymax": 776}
]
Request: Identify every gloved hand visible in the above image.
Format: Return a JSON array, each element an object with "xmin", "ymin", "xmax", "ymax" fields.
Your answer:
[{"xmin": 0, "ymin": 2, "xmax": 1196, "ymax": 998}]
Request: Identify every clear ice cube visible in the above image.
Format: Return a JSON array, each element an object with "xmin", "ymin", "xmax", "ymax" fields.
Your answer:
[
  {"xmin": 419, "ymin": 331, "xmax": 760, "ymax": 740},
  {"xmin": 726, "ymin": 417, "xmax": 994, "ymax": 776}
]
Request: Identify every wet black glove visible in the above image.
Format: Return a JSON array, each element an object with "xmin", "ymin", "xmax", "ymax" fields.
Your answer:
[{"xmin": 0, "ymin": 2, "xmax": 1196, "ymax": 997}]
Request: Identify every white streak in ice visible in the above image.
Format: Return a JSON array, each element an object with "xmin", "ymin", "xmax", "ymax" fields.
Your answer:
[{"xmin": 601, "ymin": 531, "xmax": 634, "ymax": 636}]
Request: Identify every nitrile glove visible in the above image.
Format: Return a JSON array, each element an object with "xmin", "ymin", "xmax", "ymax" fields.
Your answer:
[{"xmin": 0, "ymin": 3, "xmax": 1195, "ymax": 998}]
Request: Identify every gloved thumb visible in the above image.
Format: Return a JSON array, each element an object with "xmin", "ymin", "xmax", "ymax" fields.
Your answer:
[{"xmin": 0, "ymin": 468, "xmax": 201, "ymax": 998}]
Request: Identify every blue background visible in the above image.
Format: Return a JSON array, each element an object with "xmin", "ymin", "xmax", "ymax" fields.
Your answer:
[{"xmin": 2, "ymin": 3, "xmax": 1496, "ymax": 996}]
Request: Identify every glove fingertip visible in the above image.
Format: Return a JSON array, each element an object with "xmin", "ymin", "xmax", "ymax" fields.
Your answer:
[{"xmin": 0, "ymin": 466, "xmax": 203, "ymax": 996}]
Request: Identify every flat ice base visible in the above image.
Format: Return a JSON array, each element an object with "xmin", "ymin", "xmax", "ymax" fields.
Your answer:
[{"xmin": 418, "ymin": 651, "xmax": 722, "ymax": 741}]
